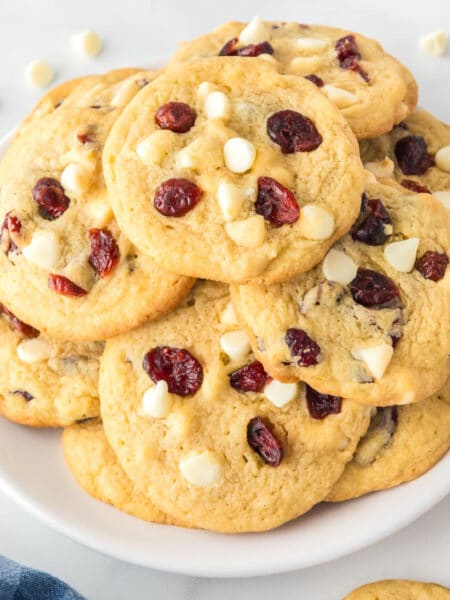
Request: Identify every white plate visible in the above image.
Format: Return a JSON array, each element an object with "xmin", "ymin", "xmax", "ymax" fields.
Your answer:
[{"xmin": 0, "ymin": 127, "xmax": 449, "ymax": 578}]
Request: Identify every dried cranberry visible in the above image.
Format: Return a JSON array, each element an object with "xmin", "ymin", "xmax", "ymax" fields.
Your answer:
[
  {"xmin": 77, "ymin": 126, "xmax": 96, "ymax": 145},
  {"xmin": 349, "ymin": 268, "xmax": 400, "ymax": 308},
  {"xmin": 1, "ymin": 305, "xmax": 39, "ymax": 338},
  {"xmin": 143, "ymin": 346, "xmax": 203, "ymax": 396},
  {"xmin": 335, "ymin": 34, "xmax": 361, "ymax": 61},
  {"xmin": 12, "ymin": 390, "xmax": 34, "ymax": 402},
  {"xmin": 401, "ymin": 179, "xmax": 431, "ymax": 194},
  {"xmin": 247, "ymin": 416, "xmax": 283, "ymax": 466},
  {"xmin": 267, "ymin": 110, "xmax": 322, "ymax": 153},
  {"xmin": 340, "ymin": 55, "xmax": 369, "ymax": 81},
  {"xmin": 305, "ymin": 384, "xmax": 342, "ymax": 419},
  {"xmin": 155, "ymin": 102, "xmax": 196, "ymax": 133},
  {"xmin": 416, "ymin": 251, "xmax": 448, "ymax": 281},
  {"xmin": 394, "ymin": 136, "xmax": 434, "ymax": 175},
  {"xmin": 154, "ymin": 178, "xmax": 203, "ymax": 217},
  {"xmin": 219, "ymin": 37, "xmax": 240, "ymax": 55},
  {"xmin": 255, "ymin": 177, "xmax": 300, "ymax": 226},
  {"xmin": 304, "ymin": 74, "xmax": 324, "ymax": 87},
  {"xmin": 1, "ymin": 212, "xmax": 22, "ymax": 255},
  {"xmin": 351, "ymin": 198, "xmax": 392, "ymax": 246},
  {"xmin": 285, "ymin": 328, "xmax": 321, "ymax": 367},
  {"xmin": 218, "ymin": 38, "xmax": 274, "ymax": 57},
  {"xmin": 32, "ymin": 177, "xmax": 70, "ymax": 220},
  {"xmin": 48, "ymin": 274, "xmax": 87, "ymax": 297},
  {"xmin": 88, "ymin": 228, "xmax": 120, "ymax": 279},
  {"xmin": 229, "ymin": 361, "xmax": 269, "ymax": 392}
]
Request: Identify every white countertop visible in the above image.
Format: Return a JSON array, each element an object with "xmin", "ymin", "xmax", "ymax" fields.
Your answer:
[{"xmin": 0, "ymin": 0, "xmax": 449, "ymax": 598}]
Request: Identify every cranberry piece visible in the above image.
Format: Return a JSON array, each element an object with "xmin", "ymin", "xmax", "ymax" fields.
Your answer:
[
  {"xmin": 12, "ymin": 390, "xmax": 34, "ymax": 402},
  {"xmin": 267, "ymin": 110, "xmax": 322, "ymax": 153},
  {"xmin": 88, "ymin": 228, "xmax": 120, "ymax": 279},
  {"xmin": 218, "ymin": 38, "xmax": 274, "ymax": 57},
  {"xmin": 219, "ymin": 37, "xmax": 239, "ymax": 55},
  {"xmin": 255, "ymin": 177, "xmax": 300, "ymax": 226},
  {"xmin": 340, "ymin": 55, "xmax": 369, "ymax": 82},
  {"xmin": 247, "ymin": 416, "xmax": 283, "ymax": 466},
  {"xmin": 154, "ymin": 178, "xmax": 203, "ymax": 217},
  {"xmin": 351, "ymin": 197, "xmax": 392, "ymax": 246},
  {"xmin": 0, "ymin": 211, "xmax": 22, "ymax": 255},
  {"xmin": 416, "ymin": 251, "xmax": 448, "ymax": 281},
  {"xmin": 32, "ymin": 177, "xmax": 70, "ymax": 221},
  {"xmin": 1, "ymin": 305, "xmax": 39, "ymax": 338},
  {"xmin": 155, "ymin": 102, "xmax": 196, "ymax": 133},
  {"xmin": 285, "ymin": 328, "xmax": 321, "ymax": 367},
  {"xmin": 394, "ymin": 136, "xmax": 434, "ymax": 175},
  {"xmin": 304, "ymin": 74, "xmax": 324, "ymax": 87},
  {"xmin": 48, "ymin": 274, "xmax": 87, "ymax": 297},
  {"xmin": 305, "ymin": 384, "xmax": 342, "ymax": 419},
  {"xmin": 401, "ymin": 179, "xmax": 431, "ymax": 194},
  {"xmin": 349, "ymin": 268, "xmax": 400, "ymax": 308},
  {"xmin": 229, "ymin": 361, "xmax": 269, "ymax": 392},
  {"xmin": 143, "ymin": 346, "xmax": 203, "ymax": 396},
  {"xmin": 335, "ymin": 34, "xmax": 360, "ymax": 61}
]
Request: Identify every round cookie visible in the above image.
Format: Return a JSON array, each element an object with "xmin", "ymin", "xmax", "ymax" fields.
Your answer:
[
  {"xmin": 328, "ymin": 379, "xmax": 450, "ymax": 501},
  {"xmin": 99, "ymin": 282, "xmax": 371, "ymax": 533},
  {"xmin": 171, "ymin": 19, "xmax": 418, "ymax": 139},
  {"xmin": 343, "ymin": 579, "xmax": 450, "ymax": 599},
  {"xmin": 103, "ymin": 57, "xmax": 365, "ymax": 285},
  {"xmin": 0, "ymin": 304, "xmax": 101, "ymax": 427},
  {"xmin": 232, "ymin": 181, "xmax": 450, "ymax": 406},
  {"xmin": 0, "ymin": 69, "xmax": 194, "ymax": 341},
  {"xmin": 62, "ymin": 420, "xmax": 180, "ymax": 525}
]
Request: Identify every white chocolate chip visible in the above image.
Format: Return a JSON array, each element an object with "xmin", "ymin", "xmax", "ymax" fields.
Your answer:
[
  {"xmin": 264, "ymin": 380, "xmax": 298, "ymax": 408},
  {"xmin": 17, "ymin": 338, "xmax": 52, "ymax": 363},
  {"xmin": 179, "ymin": 451, "xmax": 222, "ymax": 487},
  {"xmin": 323, "ymin": 85, "xmax": 359, "ymax": 109},
  {"xmin": 433, "ymin": 190, "xmax": 450, "ymax": 209},
  {"xmin": 239, "ymin": 16, "xmax": 270, "ymax": 45},
  {"xmin": 220, "ymin": 329, "xmax": 251, "ymax": 362},
  {"xmin": 111, "ymin": 78, "xmax": 140, "ymax": 107},
  {"xmin": 352, "ymin": 343, "xmax": 393, "ymax": 380},
  {"xmin": 136, "ymin": 130, "xmax": 175, "ymax": 165},
  {"xmin": 25, "ymin": 60, "xmax": 54, "ymax": 88},
  {"xmin": 223, "ymin": 137, "xmax": 256, "ymax": 173},
  {"xmin": 22, "ymin": 230, "xmax": 61, "ymax": 270},
  {"xmin": 364, "ymin": 157, "xmax": 395, "ymax": 179},
  {"xmin": 60, "ymin": 163, "xmax": 91, "ymax": 195},
  {"xmin": 71, "ymin": 30, "xmax": 102, "ymax": 58},
  {"xmin": 224, "ymin": 215, "xmax": 266, "ymax": 248},
  {"xmin": 176, "ymin": 145, "xmax": 197, "ymax": 169},
  {"xmin": 419, "ymin": 30, "xmax": 447, "ymax": 56},
  {"xmin": 364, "ymin": 169, "xmax": 378, "ymax": 185},
  {"xmin": 288, "ymin": 55, "xmax": 324, "ymax": 75},
  {"xmin": 322, "ymin": 249, "xmax": 358, "ymax": 285},
  {"xmin": 85, "ymin": 200, "xmax": 114, "ymax": 227},
  {"xmin": 217, "ymin": 181, "xmax": 246, "ymax": 221},
  {"xmin": 142, "ymin": 380, "xmax": 172, "ymax": 418},
  {"xmin": 220, "ymin": 302, "xmax": 238, "ymax": 325},
  {"xmin": 384, "ymin": 237, "xmax": 420, "ymax": 272},
  {"xmin": 295, "ymin": 37, "xmax": 328, "ymax": 54},
  {"xmin": 300, "ymin": 205, "xmax": 335, "ymax": 240},
  {"xmin": 205, "ymin": 91, "xmax": 231, "ymax": 120},
  {"xmin": 197, "ymin": 81, "xmax": 215, "ymax": 101},
  {"xmin": 435, "ymin": 145, "xmax": 450, "ymax": 172}
]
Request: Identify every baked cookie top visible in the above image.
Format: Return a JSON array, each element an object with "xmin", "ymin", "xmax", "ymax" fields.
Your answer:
[
  {"xmin": 171, "ymin": 19, "xmax": 418, "ymax": 139},
  {"xmin": 232, "ymin": 182, "xmax": 450, "ymax": 406},
  {"xmin": 99, "ymin": 282, "xmax": 370, "ymax": 533},
  {"xmin": 344, "ymin": 579, "xmax": 450, "ymax": 599},
  {"xmin": 0, "ymin": 304, "xmax": 101, "ymax": 427},
  {"xmin": 0, "ymin": 70, "xmax": 194, "ymax": 341},
  {"xmin": 328, "ymin": 379, "xmax": 450, "ymax": 501},
  {"xmin": 103, "ymin": 57, "xmax": 365, "ymax": 284}
]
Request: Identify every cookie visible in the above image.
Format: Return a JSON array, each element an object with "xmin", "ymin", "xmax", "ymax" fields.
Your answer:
[
  {"xmin": 232, "ymin": 181, "xmax": 450, "ymax": 406},
  {"xmin": 63, "ymin": 420, "xmax": 180, "ymax": 525},
  {"xmin": 0, "ymin": 69, "xmax": 194, "ymax": 341},
  {"xmin": 328, "ymin": 379, "xmax": 450, "ymax": 501},
  {"xmin": 343, "ymin": 579, "xmax": 450, "ymax": 599},
  {"xmin": 103, "ymin": 57, "xmax": 365, "ymax": 285},
  {"xmin": 171, "ymin": 19, "xmax": 418, "ymax": 139},
  {"xmin": 0, "ymin": 304, "xmax": 101, "ymax": 427},
  {"xmin": 99, "ymin": 282, "xmax": 370, "ymax": 532}
]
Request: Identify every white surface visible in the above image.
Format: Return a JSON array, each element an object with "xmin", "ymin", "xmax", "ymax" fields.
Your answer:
[{"xmin": 0, "ymin": 0, "xmax": 449, "ymax": 596}]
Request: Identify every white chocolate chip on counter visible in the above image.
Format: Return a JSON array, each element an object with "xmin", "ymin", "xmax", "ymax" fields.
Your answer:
[
  {"xmin": 205, "ymin": 91, "xmax": 231, "ymax": 120},
  {"xmin": 322, "ymin": 249, "xmax": 358, "ymax": 285},
  {"xmin": 384, "ymin": 237, "xmax": 420, "ymax": 272},
  {"xmin": 322, "ymin": 85, "xmax": 359, "ymax": 109},
  {"xmin": 217, "ymin": 181, "xmax": 246, "ymax": 221},
  {"xmin": 25, "ymin": 60, "xmax": 54, "ymax": 88},
  {"xmin": 71, "ymin": 30, "xmax": 102, "ymax": 58},
  {"xmin": 433, "ymin": 190, "xmax": 450, "ymax": 209},
  {"xmin": 179, "ymin": 451, "xmax": 222, "ymax": 487},
  {"xmin": 352, "ymin": 343, "xmax": 393, "ymax": 380},
  {"xmin": 295, "ymin": 37, "xmax": 328, "ymax": 54},
  {"xmin": 142, "ymin": 380, "xmax": 172, "ymax": 419},
  {"xmin": 264, "ymin": 380, "xmax": 298, "ymax": 408},
  {"xmin": 239, "ymin": 16, "xmax": 270, "ymax": 45},
  {"xmin": 60, "ymin": 163, "xmax": 91, "ymax": 195},
  {"xmin": 136, "ymin": 130, "xmax": 175, "ymax": 165},
  {"xmin": 224, "ymin": 215, "xmax": 266, "ymax": 247},
  {"xmin": 435, "ymin": 145, "xmax": 450, "ymax": 173},
  {"xmin": 419, "ymin": 30, "xmax": 447, "ymax": 56},
  {"xmin": 22, "ymin": 230, "xmax": 61, "ymax": 270},
  {"xmin": 300, "ymin": 205, "xmax": 335, "ymax": 240},
  {"xmin": 364, "ymin": 157, "xmax": 395, "ymax": 179},
  {"xmin": 17, "ymin": 338, "xmax": 52, "ymax": 364},
  {"xmin": 223, "ymin": 137, "xmax": 256, "ymax": 173},
  {"xmin": 220, "ymin": 302, "xmax": 238, "ymax": 325},
  {"xmin": 220, "ymin": 329, "xmax": 251, "ymax": 362}
]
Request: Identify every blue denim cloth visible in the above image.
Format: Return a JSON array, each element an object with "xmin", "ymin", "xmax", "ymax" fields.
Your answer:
[{"xmin": 0, "ymin": 556, "xmax": 84, "ymax": 600}]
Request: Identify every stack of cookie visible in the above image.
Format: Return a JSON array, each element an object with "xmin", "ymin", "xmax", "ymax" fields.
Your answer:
[{"xmin": 1, "ymin": 18, "xmax": 449, "ymax": 532}]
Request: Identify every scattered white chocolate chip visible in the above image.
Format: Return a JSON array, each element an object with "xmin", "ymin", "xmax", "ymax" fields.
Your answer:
[
  {"xmin": 295, "ymin": 37, "xmax": 328, "ymax": 54},
  {"xmin": 433, "ymin": 190, "xmax": 450, "ymax": 209},
  {"xmin": 364, "ymin": 157, "xmax": 395, "ymax": 179},
  {"xmin": 60, "ymin": 163, "xmax": 91, "ymax": 194},
  {"xmin": 384, "ymin": 237, "xmax": 420, "ymax": 272},
  {"xmin": 197, "ymin": 81, "xmax": 215, "ymax": 101},
  {"xmin": 435, "ymin": 145, "xmax": 450, "ymax": 172},
  {"xmin": 176, "ymin": 145, "xmax": 197, "ymax": 169},
  {"xmin": 322, "ymin": 249, "xmax": 358, "ymax": 285},
  {"xmin": 142, "ymin": 380, "xmax": 172, "ymax": 418},
  {"xmin": 300, "ymin": 205, "xmax": 335, "ymax": 240},
  {"xmin": 223, "ymin": 137, "xmax": 256, "ymax": 173},
  {"xmin": 205, "ymin": 91, "xmax": 231, "ymax": 120},
  {"xmin": 220, "ymin": 302, "xmax": 238, "ymax": 325},
  {"xmin": 239, "ymin": 16, "xmax": 270, "ymax": 45},
  {"xmin": 224, "ymin": 215, "xmax": 266, "ymax": 248},
  {"xmin": 323, "ymin": 85, "xmax": 359, "ymax": 109},
  {"xmin": 85, "ymin": 200, "xmax": 114, "ymax": 227},
  {"xmin": 179, "ymin": 451, "xmax": 222, "ymax": 486},
  {"xmin": 352, "ymin": 343, "xmax": 393, "ymax": 380},
  {"xmin": 25, "ymin": 60, "xmax": 54, "ymax": 88},
  {"xmin": 264, "ymin": 380, "xmax": 298, "ymax": 408},
  {"xmin": 22, "ymin": 230, "xmax": 61, "ymax": 270},
  {"xmin": 419, "ymin": 30, "xmax": 447, "ymax": 56},
  {"xmin": 71, "ymin": 30, "xmax": 102, "ymax": 58},
  {"xmin": 17, "ymin": 338, "xmax": 52, "ymax": 363},
  {"xmin": 220, "ymin": 329, "xmax": 251, "ymax": 362},
  {"xmin": 217, "ymin": 181, "xmax": 246, "ymax": 221},
  {"xmin": 136, "ymin": 130, "xmax": 174, "ymax": 165}
]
